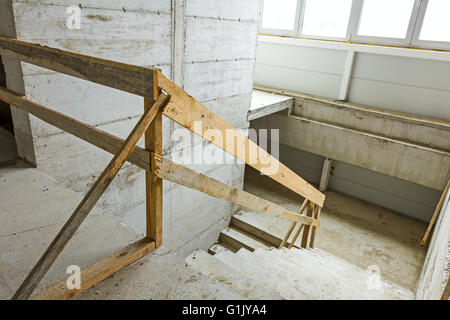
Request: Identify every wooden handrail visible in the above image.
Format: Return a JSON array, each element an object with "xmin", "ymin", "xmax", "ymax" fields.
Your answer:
[
  {"xmin": 0, "ymin": 36, "xmax": 154, "ymax": 97},
  {"xmin": 0, "ymin": 37, "xmax": 325, "ymax": 299},
  {"xmin": 0, "ymin": 87, "xmax": 319, "ymax": 228}
]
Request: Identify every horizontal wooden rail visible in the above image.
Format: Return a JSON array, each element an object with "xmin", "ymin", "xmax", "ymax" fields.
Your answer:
[
  {"xmin": 0, "ymin": 87, "xmax": 319, "ymax": 228},
  {"xmin": 0, "ymin": 37, "xmax": 324, "ymax": 207},
  {"xmin": 32, "ymin": 238, "xmax": 155, "ymax": 300},
  {"xmin": 157, "ymin": 73, "xmax": 325, "ymax": 207},
  {"xmin": 0, "ymin": 36, "xmax": 154, "ymax": 97}
]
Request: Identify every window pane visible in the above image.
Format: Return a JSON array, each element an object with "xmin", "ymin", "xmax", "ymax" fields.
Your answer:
[
  {"xmin": 358, "ymin": 0, "xmax": 415, "ymax": 39},
  {"xmin": 261, "ymin": 0, "xmax": 298, "ymax": 31},
  {"xmin": 419, "ymin": 0, "xmax": 450, "ymax": 42},
  {"xmin": 302, "ymin": 0, "xmax": 353, "ymax": 38}
]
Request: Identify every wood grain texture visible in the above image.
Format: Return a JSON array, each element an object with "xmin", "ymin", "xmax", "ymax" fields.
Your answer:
[
  {"xmin": 146, "ymin": 69, "xmax": 163, "ymax": 247},
  {"xmin": 309, "ymin": 206, "xmax": 322, "ymax": 248},
  {"xmin": 288, "ymin": 224, "xmax": 305, "ymax": 249},
  {"xmin": 0, "ymin": 88, "xmax": 320, "ymax": 229},
  {"xmin": 153, "ymin": 154, "xmax": 320, "ymax": 227},
  {"xmin": 279, "ymin": 199, "xmax": 309, "ymax": 249},
  {"xmin": 301, "ymin": 202, "xmax": 315, "ymax": 249},
  {"xmin": 0, "ymin": 36, "xmax": 154, "ymax": 97},
  {"xmin": 31, "ymin": 238, "xmax": 155, "ymax": 300},
  {"xmin": 157, "ymin": 72, "xmax": 325, "ymax": 207},
  {"xmin": 11, "ymin": 94, "xmax": 169, "ymax": 300}
]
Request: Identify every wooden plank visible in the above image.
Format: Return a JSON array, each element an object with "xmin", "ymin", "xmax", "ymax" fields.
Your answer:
[
  {"xmin": 152, "ymin": 154, "xmax": 320, "ymax": 227},
  {"xmin": 279, "ymin": 222, "xmax": 296, "ymax": 250},
  {"xmin": 309, "ymin": 206, "xmax": 322, "ymax": 248},
  {"xmin": 0, "ymin": 36, "xmax": 154, "ymax": 97},
  {"xmin": 279, "ymin": 199, "xmax": 309, "ymax": 249},
  {"xmin": 301, "ymin": 202, "xmax": 315, "ymax": 248},
  {"xmin": 288, "ymin": 224, "xmax": 305, "ymax": 249},
  {"xmin": 0, "ymin": 86, "xmax": 151, "ymax": 172},
  {"xmin": 421, "ymin": 179, "xmax": 450, "ymax": 246},
  {"xmin": 157, "ymin": 73, "xmax": 325, "ymax": 207},
  {"xmin": 31, "ymin": 238, "xmax": 155, "ymax": 300},
  {"xmin": 0, "ymin": 88, "xmax": 319, "ymax": 228},
  {"xmin": 12, "ymin": 94, "xmax": 170, "ymax": 300},
  {"xmin": 146, "ymin": 70, "xmax": 163, "ymax": 247}
]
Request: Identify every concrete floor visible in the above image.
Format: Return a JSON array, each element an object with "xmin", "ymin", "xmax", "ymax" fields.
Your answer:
[
  {"xmin": 0, "ymin": 161, "xmax": 240, "ymax": 300},
  {"xmin": 0, "ymin": 160, "xmax": 429, "ymax": 299},
  {"xmin": 243, "ymin": 168, "xmax": 428, "ymax": 291}
]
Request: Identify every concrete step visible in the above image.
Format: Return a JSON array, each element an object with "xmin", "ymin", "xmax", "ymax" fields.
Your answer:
[
  {"xmin": 219, "ymin": 226, "xmax": 271, "ymax": 252},
  {"xmin": 186, "ymin": 250, "xmax": 283, "ymax": 300},
  {"xmin": 232, "ymin": 210, "xmax": 302, "ymax": 248},
  {"xmin": 255, "ymin": 247, "xmax": 414, "ymax": 300},
  {"xmin": 208, "ymin": 243, "xmax": 238, "ymax": 255},
  {"xmin": 214, "ymin": 249, "xmax": 305, "ymax": 300}
]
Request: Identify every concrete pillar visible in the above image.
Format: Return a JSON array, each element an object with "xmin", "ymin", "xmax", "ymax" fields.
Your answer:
[{"xmin": 319, "ymin": 158, "xmax": 332, "ymax": 192}]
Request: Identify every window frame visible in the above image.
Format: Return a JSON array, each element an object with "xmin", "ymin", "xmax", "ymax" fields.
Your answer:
[
  {"xmin": 349, "ymin": 0, "xmax": 422, "ymax": 46},
  {"xmin": 259, "ymin": 0, "xmax": 302, "ymax": 37},
  {"xmin": 411, "ymin": 0, "xmax": 450, "ymax": 50},
  {"xmin": 259, "ymin": 0, "xmax": 450, "ymax": 51}
]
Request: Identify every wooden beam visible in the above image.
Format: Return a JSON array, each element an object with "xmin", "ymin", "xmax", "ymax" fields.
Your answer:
[
  {"xmin": 11, "ymin": 94, "xmax": 170, "ymax": 300},
  {"xmin": 157, "ymin": 73, "xmax": 325, "ymax": 207},
  {"xmin": 146, "ymin": 70, "xmax": 163, "ymax": 247},
  {"xmin": 31, "ymin": 238, "xmax": 155, "ymax": 300},
  {"xmin": 301, "ymin": 202, "xmax": 315, "ymax": 248},
  {"xmin": 0, "ymin": 88, "xmax": 319, "ymax": 228},
  {"xmin": 0, "ymin": 36, "xmax": 154, "ymax": 97},
  {"xmin": 279, "ymin": 199, "xmax": 309, "ymax": 249},
  {"xmin": 0, "ymin": 87, "xmax": 151, "ymax": 172},
  {"xmin": 421, "ymin": 179, "xmax": 450, "ymax": 246},
  {"xmin": 310, "ymin": 206, "xmax": 322, "ymax": 248},
  {"xmin": 288, "ymin": 224, "xmax": 305, "ymax": 249},
  {"xmin": 152, "ymin": 154, "xmax": 320, "ymax": 227}
]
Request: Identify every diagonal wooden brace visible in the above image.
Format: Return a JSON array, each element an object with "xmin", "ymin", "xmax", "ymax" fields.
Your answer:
[{"xmin": 11, "ymin": 94, "xmax": 170, "ymax": 300}]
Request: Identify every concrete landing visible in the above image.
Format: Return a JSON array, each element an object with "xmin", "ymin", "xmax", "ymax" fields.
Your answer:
[{"xmin": 248, "ymin": 90, "xmax": 293, "ymax": 121}]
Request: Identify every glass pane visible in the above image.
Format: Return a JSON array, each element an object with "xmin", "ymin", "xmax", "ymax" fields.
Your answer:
[
  {"xmin": 358, "ymin": 0, "xmax": 415, "ymax": 39},
  {"xmin": 419, "ymin": 0, "xmax": 450, "ymax": 42},
  {"xmin": 302, "ymin": 0, "xmax": 353, "ymax": 38},
  {"xmin": 261, "ymin": 0, "xmax": 298, "ymax": 31}
]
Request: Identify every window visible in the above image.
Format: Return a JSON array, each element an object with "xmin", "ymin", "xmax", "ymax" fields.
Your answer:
[
  {"xmin": 301, "ymin": 0, "xmax": 353, "ymax": 39},
  {"xmin": 261, "ymin": 0, "xmax": 299, "ymax": 34},
  {"xmin": 259, "ymin": 0, "xmax": 450, "ymax": 50},
  {"xmin": 357, "ymin": 0, "xmax": 416, "ymax": 39},
  {"xmin": 418, "ymin": 0, "xmax": 450, "ymax": 42}
]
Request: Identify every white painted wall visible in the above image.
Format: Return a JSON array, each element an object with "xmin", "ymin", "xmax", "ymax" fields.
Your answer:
[
  {"xmin": 255, "ymin": 39, "xmax": 450, "ymax": 120},
  {"xmin": 416, "ymin": 189, "xmax": 450, "ymax": 299},
  {"xmin": 253, "ymin": 37, "xmax": 449, "ymax": 221},
  {"xmin": 1, "ymin": 0, "xmax": 262, "ymax": 256}
]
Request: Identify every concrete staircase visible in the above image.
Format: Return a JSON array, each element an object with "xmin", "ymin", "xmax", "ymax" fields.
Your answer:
[{"xmin": 186, "ymin": 209, "xmax": 415, "ymax": 300}]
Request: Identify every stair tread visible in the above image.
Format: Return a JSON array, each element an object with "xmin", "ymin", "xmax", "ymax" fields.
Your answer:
[
  {"xmin": 215, "ymin": 249, "xmax": 304, "ymax": 299},
  {"xmin": 220, "ymin": 226, "xmax": 270, "ymax": 251},
  {"xmin": 186, "ymin": 250, "xmax": 282, "ymax": 300},
  {"xmin": 254, "ymin": 247, "xmax": 414, "ymax": 300}
]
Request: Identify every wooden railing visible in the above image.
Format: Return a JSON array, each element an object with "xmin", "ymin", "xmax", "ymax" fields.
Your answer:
[{"xmin": 0, "ymin": 36, "xmax": 325, "ymax": 300}]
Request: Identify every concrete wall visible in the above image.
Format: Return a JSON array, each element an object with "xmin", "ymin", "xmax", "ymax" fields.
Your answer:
[
  {"xmin": 0, "ymin": 0, "xmax": 261, "ymax": 256},
  {"xmin": 416, "ymin": 189, "xmax": 450, "ymax": 299},
  {"xmin": 274, "ymin": 144, "xmax": 441, "ymax": 222}
]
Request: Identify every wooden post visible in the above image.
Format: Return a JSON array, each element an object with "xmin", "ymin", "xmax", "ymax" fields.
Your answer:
[
  {"xmin": 11, "ymin": 94, "xmax": 170, "ymax": 300},
  {"xmin": 301, "ymin": 202, "xmax": 315, "ymax": 248},
  {"xmin": 146, "ymin": 70, "xmax": 163, "ymax": 247},
  {"xmin": 310, "ymin": 206, "xmax": 322, "ymax": 248}
]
